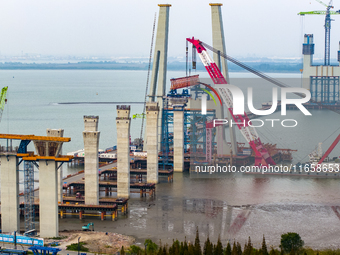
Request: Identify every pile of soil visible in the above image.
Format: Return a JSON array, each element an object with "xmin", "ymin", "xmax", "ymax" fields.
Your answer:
[{"xmin": 45, "ymin": 230, "xmax": 135, "ymax": 254}]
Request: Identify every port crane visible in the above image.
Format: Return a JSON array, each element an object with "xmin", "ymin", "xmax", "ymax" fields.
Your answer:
[
  {"xmin": 187, "ymin": 37, "xmax": 276, "ymax": 167},
  {"xmin": 298, "ymin": 0, "xmax": 340, "ymax": 65}
]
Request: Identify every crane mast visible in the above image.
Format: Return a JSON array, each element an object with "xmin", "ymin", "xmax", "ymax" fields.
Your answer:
[
  {"xmin": 187, "ymin": 37, "xmax": 276, "ymax": 167},
  {"xmin": 324, "ymin": 1, "xmax": 332, "ymax": 66}
]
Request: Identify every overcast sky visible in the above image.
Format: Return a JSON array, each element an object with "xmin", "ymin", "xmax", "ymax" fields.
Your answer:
[{"xmin": 0, "ymin": 0, "xmax": 339, "ymax": 59}]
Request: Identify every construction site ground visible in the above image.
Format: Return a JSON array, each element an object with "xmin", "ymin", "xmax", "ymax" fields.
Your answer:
[
  {"xmin": 1, "ymin": 231, "xmax": 135, "ymax": 255},
  {"xmin": 45, "ymin": 231, "xmax": 135, "ymax": 254}
]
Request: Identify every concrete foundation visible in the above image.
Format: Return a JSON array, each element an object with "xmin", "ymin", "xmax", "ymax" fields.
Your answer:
[
  {"xmin": 116, "ymin": 105, "xmax": 131, "ymax": 198},
  {"xmin": 46, "ymin": 129, "xmax": 64, "ymax": 203},
  {"xmin": 210, "ymin": 3, "xmax": 236, "ymax": 155},
  {"xmin": 146, "ymin": 102, "xmax": 159, "ymax": 182},
  {"xmin": 0, "ymin": 154, "xmax": 19, "ymax": 233},
  {"xmin": 39, "ymin": 160, "xmax": 58, "ymax": 237},
  {"xmin": 83, "ymin": 130, "xmax": 100, "ymax": 205}
]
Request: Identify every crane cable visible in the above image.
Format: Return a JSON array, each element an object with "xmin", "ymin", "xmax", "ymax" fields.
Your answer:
[{"xmin": 140, "ymin": 13, "xmax": 157, "ymax": 147}]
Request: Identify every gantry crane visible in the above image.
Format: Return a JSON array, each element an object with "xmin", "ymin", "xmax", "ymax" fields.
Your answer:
[
  {"xmin": 298, "ymin": 0, "xmax": 340, "ymax": 65},
  {"xmin": 187, "ymin": 37, "xmax": 276, "ymax": 167}
]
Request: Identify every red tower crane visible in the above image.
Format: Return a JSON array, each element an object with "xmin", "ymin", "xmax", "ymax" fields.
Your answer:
[{"xmin": 187, "ymin": 37, "xmax": 276, "ymax": 167}]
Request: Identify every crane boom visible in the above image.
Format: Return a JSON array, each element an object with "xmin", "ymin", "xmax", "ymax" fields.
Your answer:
[
  {"xmin": 317, "ymin": 133, "xmax": 340, "ymax": 165},
  {"xmin": 316, "ymin": 0, "xmax": 330, "ymax": 8},
  {"xmin": 298, "ymin": 10, "xmax": 340, "ymax": 15},
  {"xmin": 0, "ymin": 86, "xmax": 8, "ymax": 124},
  {"xmin": 187, "ymin": 37, "xmax": 275, "ymax": 167}
]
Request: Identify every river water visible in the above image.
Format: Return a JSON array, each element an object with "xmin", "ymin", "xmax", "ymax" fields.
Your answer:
[{"xmin": 1, "ymin": 70, "xmax": 340, "ymax": 249}]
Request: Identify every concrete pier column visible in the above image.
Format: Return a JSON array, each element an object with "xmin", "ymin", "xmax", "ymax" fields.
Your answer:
[
  {"xmin": 210, "ymin": 3, "xmax": 236, "ymax": 156},
  {"xmin": 0, "ymin": 154, "xmax": 19, "ymax": 233},
  {"xmin": 83, "ymin": 116, "xmax": 100, "ymax": 205},
  {"xmin": 46, "ymin": 129, "xmax": 64, "ymax": 204},
  {"xmin": 146, "ymin": 102, "xmax": 159, "ymax": 182},
  {"xmin": 170, "ymin": 98, "xmax": 188, "ymax": 172},
  {"xmin": 84, "ymin": 115, "xmax": 99, "ymax": 131},
  {"xmin": 39, "ymin": 160, "xmax": 58, "ymax": 237},
  {"xmin": 173, "ymin": 110, "xmax": 184, "ymax": 172},
  {"xmin": 149, "ymin": 4, "xmax": 171, "ymax": 104},
  {"xmin": 116, "ymin": 105, "xmax": 131, "ymax": 198}
]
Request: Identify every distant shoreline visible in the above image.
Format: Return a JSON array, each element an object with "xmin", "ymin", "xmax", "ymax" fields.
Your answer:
[{"xmin": 0, "ymin": 61, "xmax": 306, "ymax": 73}]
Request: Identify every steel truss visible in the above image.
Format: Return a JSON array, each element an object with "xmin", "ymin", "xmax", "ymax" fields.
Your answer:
[{"xmin": 24, "ymin": 161, "xmax": 35, "ymax": 234}]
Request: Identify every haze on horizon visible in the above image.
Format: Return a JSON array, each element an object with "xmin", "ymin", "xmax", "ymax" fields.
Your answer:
[{"xmin": 0, "ymin": 0, "xmax": 339, "ymax": 60}]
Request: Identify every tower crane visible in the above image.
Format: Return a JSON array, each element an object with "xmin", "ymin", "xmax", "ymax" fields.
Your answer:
[
  {"xmin": 298, "ymin": 0, "xmax": 340, "ymax": 65},
  {"xmin": 187, "ymin": 37, "xmax": 276, "ymax": 167}
]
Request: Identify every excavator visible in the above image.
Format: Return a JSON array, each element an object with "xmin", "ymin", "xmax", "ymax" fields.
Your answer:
[{"xmin": 82, "ymin": 222, "xmax": 94, "ymax": 231}]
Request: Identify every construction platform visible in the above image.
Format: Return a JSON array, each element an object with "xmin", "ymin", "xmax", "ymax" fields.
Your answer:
[
  {"xmin": 130, "ymin": 157, "xmax": 190, "ymax": 171},
  {"xmin": 100, "ymin": 167, "xmax": 174, "ymax": 182},
  {"xmin": 62, "ymin": 196, "xmax": 128, "ymax": 214},
  {"xmin": 18, "ymin": 203, "xmax": 120, "ymax": 221},
  {"xmin": 64, "ymin": 180, "xmax": 156, "ymax": 198}
]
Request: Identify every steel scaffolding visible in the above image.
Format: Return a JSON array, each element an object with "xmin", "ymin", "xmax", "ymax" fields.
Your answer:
[
  {"xmin": 161, "ymin": 96, "xmax": 172, "ymax": 170},
  {"xmin": 161, "ymin": 88, "xmax": 216, "ymax": 167},
  {"xmin": 24, "ymin": 160, "xmax": 35, "ymax": 234},
  {"xmin": 310, "ymin": 76, "xmax": 339, "ymax": 102}
]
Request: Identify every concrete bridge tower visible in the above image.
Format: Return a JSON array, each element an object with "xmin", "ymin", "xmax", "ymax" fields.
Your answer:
[
  {"xmin": 148, "ymin": 4, "xmax": 171, "ymax": 150},
  {"xmin": 210, "ymin": 3, "xmax": 237, "ymax": 156}
]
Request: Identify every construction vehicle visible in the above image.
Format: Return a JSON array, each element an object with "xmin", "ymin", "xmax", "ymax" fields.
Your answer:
[{"xmin": 82, "ymin": 222, "xmax": 94, "ymax": 231}]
